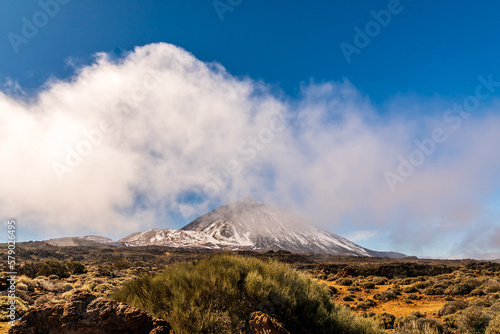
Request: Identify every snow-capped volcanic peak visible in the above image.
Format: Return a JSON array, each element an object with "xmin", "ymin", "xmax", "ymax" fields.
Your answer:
[
  {"xmin": 180, "ymin": 197, "xmax": 370, "ymax": 256},
  {"xmin": 119, "ymin": 198, "xmax": 394, "ymax": 257}
]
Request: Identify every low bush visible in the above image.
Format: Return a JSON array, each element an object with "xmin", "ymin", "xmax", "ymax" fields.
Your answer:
[
  {"xmin": 17, "ymin": 282, "xmax": 28, "ymax": 291},
  {"xmin": 414, "ymin": 281, "xmax": 429, "ymax": 289},
  {"xmin": 374, "ymin": 313, "xmax": 395, "ymax": 329},
  {"xmin": 337, "ymin": 278, "xmax": 354, "ymax": 286},
  {"xmin": 93, "ymin": 283, "xmax": 115, "ymax": 294},
  {"xmin": 37, "ymin": 279, "xmax": 55, "ymax": 291},
  {"xmin": 34, "ymin": 293, "xmax": 57, "ymax": 306},
  {"xmin": 327, "ymin": 285, "xmax": 338, "ymax": 295},
  {"xmin": 472, "ymin": 288, "xmax": 486, "ymax": 296},
  {"xmin": 395, "ymin": 312, "xmax": 445, "ymax": 334},
  {"xmin": 406, "ymin": 293, "xmax": 419, "ymax": 300},
  {"xmin": 455, "ymin": 307, "xmax": 492, "ymax": 334},
  {"xmin": 371, "ymin": 277, "xmax": 387, "ymax": 286},
  {"xmin": 373, "ymin": 290, "xmax": 397, "ymax": 301},
  {"xmin": 113, "ymin": 255, "xmax": 382, "ymax": 334},
  {"xmin": 29, "ymin": 260, "xmax": 85, "ymax": 279},
  {"xmin": 487, "ymin": 315, "xmax": 500, "ymax": 334},
  {"xmin": 403, "ymin": 285, "xmax": 419, "ymax": 293},
  {"xmin": 343, "ymin": 295, "xmax": 355, "ymax": 302},
  {"xmin": 483, "ymin": 279, "xmax": 500, "ymax": 294},
  {"xmin": 397, "ymin": 278, "xmax": 418, "ymax": 285},
  {"xmin": 424, "ymin": 286, "xmax": 445, "ymax": 296},
  {"xmin": 438, "ymin": 300, "xmax": 468, "ymax": 317},
  {"xmin": 0, "ymin": 296, "xmax": 29, "ymax": 321},
  {"xmin": 445, "ymin": 283, "xmax": 474, "ymax": 296},
  {"xmin": 16, "ymin": 290, "xmax": 34, "ymax": 305},
  {"xmin": 357, "ymin": 299, "xmax": 377, "ymax": 310},
  {"xmin": 361, "ymin": 282, "xmax": 376, "ymax": 289},
  {"xmin": 54, "ymin": 282, "xmax": 74, "ymax": 293}
]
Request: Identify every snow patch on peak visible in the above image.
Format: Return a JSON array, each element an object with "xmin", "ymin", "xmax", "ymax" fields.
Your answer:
[{"xmin": 120, "ymin": 200, "xmax": 376, "ymax": 256}]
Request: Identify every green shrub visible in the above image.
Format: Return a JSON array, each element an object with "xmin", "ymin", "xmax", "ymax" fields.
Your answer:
[
  {"xmin": 438, "ymin": 300, "xmax": 468, "ymax": 317},
  {"xmin": 343, "ymin": 295, "xmax": 355, "ymax": 302},
  {"xmin": 424, "ymin": 286, "xmax": 445, "ymax": 296},
  {"xmin": 483, "ymin": 279, "xmax": 500, "ymax": 294},
  {"xmin": 395, "ymin": 312, "xmax": 445, "ymax": 334},
  {"xmin": 472, "ymin": 288, "xmax": 486, "ymax": 296},
  {"xmin": 113, "ymin": 255, "xmax": 382, "ymax": 334},
  {"xmin": 337, "ymin": 278, "xmax": 354, "ymax": 286},
  {"xmin": 486, "ymin": 315, "xmax": 500, "ymax": 334},
  {"xmin": 33, "ymin": 260, "xmax": 85, "ymax": 278},
  {"xmin": 373, "ymin": 290, "xmax": 397, "ymax": 301},
  {"xmin": 54, "ymin": 282, "xmax": 74, "ymax": 293},
  {"xmin": 403, "ymin": 285, "xmax": 419, "ymax": 293},
  {"xmin": 37, "ymin": 279, "xmax": 55, "ymax": 291},
  {"xmin": 111, "ymin": 258, "xmax": 131, "ymax": 271},
  {"xmin": 471, "ymin": 297, "xmax": 494, "ymax": 308},
  {"xmin": 442, "ymin": 313, "xmax": 458, "ymax": 329},
  {"xmin": 371, "ymin": 277, "xmax": 387, "ymax": 286},
  {"xmin": 406, "ymin": 293, "xmax": 419, "ymax": 300},
  {"xmin": 326, "ymin": 285, "xmax": 338, "ymax": 295},
  {"xmin": 93, "ymin": 283, "xmax": 115, "ymax": 294},
  {"xmin": 361, "ymin": 282, "xmax": 376, "ymax": 290},
  {"xmin": 66, "ymin": 261, "xmax": 86, "ymax": 274},
  {"xmin": 16, "ymin": 290, "xmax": 34, "ymax": 305},
  {"xmin": 456, "ymin": 307, "xmax": 492, "ymax": 334},
  {"xmin": 374, "ymin": 313, "xmax": 395, "ymax": 329},
  {"xmin": 0, "ymin": 297, "xmax": 29, "ymax": 321},
  {"xmin": 445, "ymin": 283, "xmax": 474, "ymax": 296},
  {"xmin": 399, "ymin": 278, "xmax": 418, "ymax": 285},
  {"xmin": 414, "ymin": 281, "xmax": 429, "ymax": 289},
  {"xmin": 356, "ymin": 299, "xmax": 377, "ymax": 311}
]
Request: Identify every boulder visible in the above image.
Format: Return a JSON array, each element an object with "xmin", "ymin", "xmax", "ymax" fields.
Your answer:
[
  {"xmin": 9, "ymin": 290, "xmax": 172, "ymax": 334},
  {"xmin": 248, "ymin": 311, "xmax": 289, "ymax": 334}
]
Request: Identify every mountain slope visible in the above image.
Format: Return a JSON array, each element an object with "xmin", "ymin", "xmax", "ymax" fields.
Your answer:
[
  {"xmin": 119, "ymin": 228, "xmax": 238, "ymax": 248},
  {"xmin": 180, "ymin": 198, "xmax": 371, "ymax": 256},
  {"xmin": 120, "ymin": 198, "xmax": 403, "ymax": 257}
]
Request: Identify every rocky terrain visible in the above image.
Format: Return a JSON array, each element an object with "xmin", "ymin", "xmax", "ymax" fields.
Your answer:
[
  {"xmin": 0, "ymin": 242, "xmax": 499, "ymax": 333},
  {"xmin": 9, "ymin": 290, "xmax": 172, "ymax": 334}
]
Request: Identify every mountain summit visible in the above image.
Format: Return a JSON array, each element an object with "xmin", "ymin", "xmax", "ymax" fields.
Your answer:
[
  {"xmin": 180, "ymin": 198, "xmax": 370, "ymax": 256},
  {"xmin": 120, "ymin": 198, "xmax": 403, "ymax": 257}
]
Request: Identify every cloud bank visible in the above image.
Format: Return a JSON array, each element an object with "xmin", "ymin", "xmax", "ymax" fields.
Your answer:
[{"xmin": 1, "ymin": 43, "xmax": 499, "ymax": 258}]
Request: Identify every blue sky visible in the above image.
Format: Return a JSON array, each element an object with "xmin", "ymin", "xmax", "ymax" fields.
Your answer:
[
  {"xmin": 1, "ymin": 0, "xmax": 500, "ymax": 258},
  {"xmin": 2, "ymin": 0, "xmax": 500, "ymax": 102}
]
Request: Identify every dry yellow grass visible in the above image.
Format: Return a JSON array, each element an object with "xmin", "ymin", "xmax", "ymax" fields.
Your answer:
[
  {"xmin": 0, "ymin": 321, "xmax": 15, "ymax": 334},
  {"xmin": 323, "ymin": 280, "xmax": 472, "ymax": 321}
]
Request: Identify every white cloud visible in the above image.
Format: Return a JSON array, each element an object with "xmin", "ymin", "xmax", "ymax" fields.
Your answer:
[
  {"xmin": 1, "ymin": 42, "xmax": 500, "ymax": 258},
  {"xmin": 345, "ymin": 230, "xmax": 380, "ymax": 243}
]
